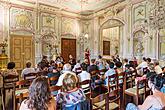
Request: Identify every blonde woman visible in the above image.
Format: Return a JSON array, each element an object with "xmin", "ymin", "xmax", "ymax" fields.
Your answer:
[{"xmin": 56, "ymin": 73, "xmax": 86, "ymax": 107}]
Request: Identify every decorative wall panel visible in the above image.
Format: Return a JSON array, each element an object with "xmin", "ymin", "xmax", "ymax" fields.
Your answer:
[
  {"xmin": 40, "ymin": 13, "xmax": 56, "ymax": 34},
  {"xmin": 62, "ymin": 17, "xmax": 77, "ymax": 35},
  {"xmin": 10, "ymin": 7, "xmax": 34, "ymax": 32}
]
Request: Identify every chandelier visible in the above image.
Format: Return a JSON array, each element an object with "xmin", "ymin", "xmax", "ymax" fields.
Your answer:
[{"xmin": 148, "ymin": 0, "xmax": 165, "ymax": 29}]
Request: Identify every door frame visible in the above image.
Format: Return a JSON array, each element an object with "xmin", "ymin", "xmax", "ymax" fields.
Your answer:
[
  {"xmin": 61, "ymin": 38, "xmax": 76, "ymax": 62},
  {"xmin": 10, "ymin": 34, "xmax": 35, "ymax": 69}
]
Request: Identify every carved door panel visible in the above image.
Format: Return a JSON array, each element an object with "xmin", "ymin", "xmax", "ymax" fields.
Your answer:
[
  {"xmin": 23, "ymin": 37, "xmax": 34, "ymax": 66},
  {"xmin": 103, "ymin": 41, "xmax": 110, "ymax": 55},
  {"xmin": 10, "ymin": 35, "xmax": 34, "ymax": 70},
  {"xmin": 61, "ymin": 38, "xmax": 76, "ymax": 62},
  {"xmin": 10, "ymin": 36, "xmax": 24, "ymax": 69}
]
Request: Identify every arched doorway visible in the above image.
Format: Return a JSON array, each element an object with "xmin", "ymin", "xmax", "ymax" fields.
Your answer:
[{"xmin": 100, "ymin": 18, "xmax": 124, "ymax": 56}]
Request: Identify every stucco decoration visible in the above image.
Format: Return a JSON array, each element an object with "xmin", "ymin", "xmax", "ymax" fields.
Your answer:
[
  {"xmin": 40, "ymin": 13, "xmax": 56, "ymax": 34},
  {"xmin": 41, "ymin": 32, "xmax": 58, "ymax": 57},
  {"xmin": 10, "ymin": 7, "xmax": 34, "ymax": 32},
  {"xmin": 62, "ymin": 17, "xmax": 78, "ymax": 35},
  {"xmin": 133, "ymin": 31, "xmax": 145, "ymax": 57},
  {"xmin": 134, "ymin": 5, "xmax": 146, "ymax": 23}
]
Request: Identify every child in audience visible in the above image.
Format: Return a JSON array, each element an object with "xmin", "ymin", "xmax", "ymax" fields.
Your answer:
[
  {"xmin": 126, "ymin": 74, "xmax": 165, "ymax": 110},
  {"xmin": 56, "ymin": 73, "xmax": 86, "ymax": 108},
  {"xmin": 20, "ymin": 76, "xmax": 56, "ymax": 110}
]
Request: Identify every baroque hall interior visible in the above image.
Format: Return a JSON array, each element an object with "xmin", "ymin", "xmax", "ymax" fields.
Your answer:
[{"xmin": 0, "ymin": 0, "xmax": 165, "ymax": 110}]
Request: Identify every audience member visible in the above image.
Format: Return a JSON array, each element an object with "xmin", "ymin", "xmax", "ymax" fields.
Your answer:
[
  {"xmin": 115, "ymin": 55, "xmax": 121, "ymax": 62},
  {"xmin": 103, "ymin": 62, "xmax": 115, "ymax": 86},
  {"xmin": 126, "ymin": 74, "xmax": 165, "ymax": 110},
  {"xmin": 87, "ymin": 59, "xmax": 98, "ymax": 73},
  {"xmin": 3, "ymin": 62, "xmax": 18, "ymax": 76},
  {"xmin": 136, "ymin": 57, "xmax": 148, "ymax": 76},
  {"xmin": 72, "ymin": 60, "xmax": 81, "ymax": 73},
  {"xmin": 146, "ymin": 57, "xmax": 152, "ymax": 65},
  {"xmin": 68, "ymin": 54, "xmax": 76, "ymax": 69},
  {"xmin": 56, "ymin": 73, "xmax": 86, "ymax": 107},
  {"xmin": 78, "ymin": 63, "xmax": 91, "ymax": 90},
  {"xmin": 154, "ymin": 61, "xmax": 163, "ymax": 75},
  {"xmin": 20, "ymin": 76, "xmax": 56, "ymax": 110},
  {"xmin": 41, "ymin": 55, "xmax": 49, "ymax": 66},
  {"xmin": 21, "ymin": 62, "xmax": 36, "ymax": 78},
  {"xmin": 123, "ymin": 58, "xmax": 129, "ymax": 71}
]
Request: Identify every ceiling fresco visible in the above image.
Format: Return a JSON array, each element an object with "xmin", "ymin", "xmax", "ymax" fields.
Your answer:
[{"xmin": 22, "ymin": 0, "xmax": 123, "ymax": 13}]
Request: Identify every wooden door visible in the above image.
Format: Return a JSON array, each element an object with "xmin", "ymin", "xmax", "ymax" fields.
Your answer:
[
  {"xmin": 10, "ymin": 35, "xmax": 34, "ymax": 70},
  {"xmin": 103, "ymin": 41, "xmax": 110, "ymax": 55},
  {"xmin": 61, "ymin": 38, "xmax": 76, "ymax": 62}
]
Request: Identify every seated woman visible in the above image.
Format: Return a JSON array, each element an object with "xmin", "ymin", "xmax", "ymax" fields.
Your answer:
[
  {"xmin": 19, "ymin": 76, "xmax": 56, "ymax": 110},
  {"xmin": 126, "ymin": 74, "xmax": 165, "ymax": 110},
  {"xmin": 2, "ymin": 62, "xmax": 18, "ymax": 76},
  {"xmin": 56, "ymin": 73, "xmax": 86, "ymax": 108}
]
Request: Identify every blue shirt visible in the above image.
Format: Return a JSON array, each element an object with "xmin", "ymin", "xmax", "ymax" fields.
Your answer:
[{"xmin": 104, "ymin": 68, "xmax": 115, "ymax": 86}]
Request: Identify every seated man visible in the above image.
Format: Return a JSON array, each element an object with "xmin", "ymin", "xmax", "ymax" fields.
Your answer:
[
  {"xmin": 87, "ymin": 59, "xmax": 98, "ymax": 73},
  {"xmin": 21, "ymin": 62, "xmax": 36, "ymax": 78},
  {"xmin": 78, "ymin": 63, "xmax": 91, "ymax": 91},
  {"xmin": 102, "ymin": 62, "xmax": 115, "ymax": 86},
  {"xmin": 72, "ymin": 60, "xmax": 81, "ymax": 73}
]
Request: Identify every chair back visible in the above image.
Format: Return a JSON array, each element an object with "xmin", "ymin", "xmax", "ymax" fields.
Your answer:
[
  {"xmin": 50, "ymin": 85, "xmax": 61, "ymax": 97},
  {"xmin": 75, "ymin": 67, "xmax": 82, "ymax": 75},
  {"xmin": 108, "ymin": 74, "xmax": 118, "ymax": 93},
  {"xmin": 90, "ymin": 93, "xmax": 109, "ymax": 110},
  {"xmin": 99, "ymin": 69, "xmax": 107, "ymax": 75},
  {"xmin": 3, "ymin": 74, "xmax": 19, "ymax": 88},
  {"xmin": 125, "ymin": 70, "xmax": 137, "ymax": 88},
  {"xmin": 136, "ymin": 78, "xmax": 147, "ymax": 97},
  {"xmin": 79, "ymin": 79, "xmax": 91, "ymax": 97},
  {"xmin": 24, "ymin": 72, "xmax": 38, "ymax": 80},
  {"xmin": 49, "ymin": 75, "xmax": 59, "ymax": 86},
  {"xmin": 90, "ymin": 70, "xmax": 98, "ymax": 78},
  {"xmin": 117, "ymin": 72, "xmax": 125, "ymax": 86}
]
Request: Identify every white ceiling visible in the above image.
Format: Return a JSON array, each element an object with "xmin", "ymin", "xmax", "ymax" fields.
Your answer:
[{"xmin": 25, "ymin": 0, "xmax": 123, "ymax": 13}]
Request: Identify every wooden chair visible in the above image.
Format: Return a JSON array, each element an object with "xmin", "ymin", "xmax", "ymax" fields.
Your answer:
[
  {"xmin": 14, "ymin": 80, "xmax": 30, "ymax": 110},
  {"xmin": 75, "ymin": 67, "xmax": 82, "ymax": 75},
  {"xmin": 90, "ymin": 70, "xmax": 100, "ymax": 89},
  {"xmin": 107, "ymin": 74, "xmax": 120, "ymax": 109},
  {"xmin": 3, "ymin": 74, "xmax": 19, "ymax": 110},
  {"xmin": 99, "ymin": 69, "xmax": 107, "ymax": 75},
  {"xmin": 48, "ymin": 75, "xmax": 59, "ymax": 86},
  {"xmin": 124, "ymin": 78, "xmax": 147, "ymax": 105},
  {"xmin": 78, "ymin": 79, "xmax": 91, "ymax": 99},
  {"xmin": 24, "ymin": 72, "xmax": 38, "ymax": 80},
  {"xmin": 90, "ymin": 93, "xmax": 109, "ymax": 110},
  {"xmin": 50, "ymin": 85, "xmax": 61, "ymax": 97}
]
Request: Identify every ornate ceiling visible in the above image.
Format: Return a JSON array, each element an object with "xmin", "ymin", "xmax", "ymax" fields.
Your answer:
[{"xmin": 25, "ymin": 0, "xmax": 123, "ymax": 13}]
